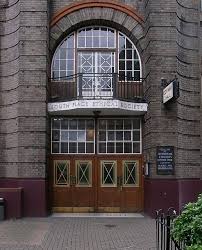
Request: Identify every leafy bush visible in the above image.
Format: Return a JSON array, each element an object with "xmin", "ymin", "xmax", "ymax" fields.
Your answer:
[
  {"xmin": 186, "ymin": 245, "xmax": 202, "ymax": 250},
  {"xmin": 172, "ymin": 193, "xmax": 202, "ymax": 248}
]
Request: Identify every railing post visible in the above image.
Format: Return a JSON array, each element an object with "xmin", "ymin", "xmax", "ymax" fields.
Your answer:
[
  {"xmin": 166, "ymin": 215, "xmax": 171, "ymax": 250},
  {"xmin": 78, "ymin": 73, "xmax": 83, "ymax": 98},
  {"xmin": 112, "ymin": 73, "xmax": 117, "ymax": 98}
]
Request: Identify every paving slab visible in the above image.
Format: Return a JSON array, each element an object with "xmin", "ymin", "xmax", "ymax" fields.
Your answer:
[{"xmin": 0, "ymin": 215, "xmax": 156, "ymax": 250}]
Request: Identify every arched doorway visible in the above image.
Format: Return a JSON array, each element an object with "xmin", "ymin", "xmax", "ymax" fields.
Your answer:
[{"xmin": 49, "ymin": 25, "xmax": 145, "ymax": 213}]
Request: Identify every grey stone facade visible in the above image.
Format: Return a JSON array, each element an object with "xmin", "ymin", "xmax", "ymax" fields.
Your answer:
[
  {"xmin": 0, "ymin": 0, "xmax": 48, "ymax": 178},
  {"xmin": 0, "ymin": 0, "xmax": 201, "ymax": 216}
]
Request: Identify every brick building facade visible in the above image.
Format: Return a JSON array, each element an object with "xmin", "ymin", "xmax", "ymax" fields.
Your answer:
[{"xmin": 0, "ymin": 0, "xmax": 202, "ymax": 218}]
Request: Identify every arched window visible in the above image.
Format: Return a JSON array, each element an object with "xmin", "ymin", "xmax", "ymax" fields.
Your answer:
[{"xmin": 51, "ymin": 26, "xmax": 142, "ymax": 81}]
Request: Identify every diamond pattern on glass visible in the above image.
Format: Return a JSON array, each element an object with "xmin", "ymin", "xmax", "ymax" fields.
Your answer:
[
  {"xmin": 101, "ymin": 161, "xmax": 117, "ymax": 186},
  {"xmin": 54, "ymin": 160, "xmax": 69, "ymax": 186},
  {"xmin": 76, "ymin": 161, "xmax": 92, "ymax": 186},
  {"xmin": 123, "ymin": 161, "xmax": 139, "ymax": 186},
  {"xmin": 78, "ymin": 52, "xmax": 114, "ymax": 97}
]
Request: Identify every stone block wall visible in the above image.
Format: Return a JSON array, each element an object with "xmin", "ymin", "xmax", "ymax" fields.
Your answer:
[
  {"xmin": 176, "ymin": 0, "xmax": 201, "ymax": 178},
  {"xmin": 0, "ymin": 0, "xmax": 202, "ymax": 217},
  {"xmin": 50, "ymin": 0, "xmax": 145, "ymax": 19},
  {"xmin": 143, "ymin": 0, "xmax": 179, "ymax": 177},
  {"xmin": 0, "ymin": 0, "xmax": 49, "ymax": 216}
]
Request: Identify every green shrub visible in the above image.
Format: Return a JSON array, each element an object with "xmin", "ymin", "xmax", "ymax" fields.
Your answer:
[
  {"xmin": 171, "ymin": 193, "xmax": 202, "ymax": 248},
  {"xmin": 186, "ymin": 245, "xmax": 202, "ymax": 250}
]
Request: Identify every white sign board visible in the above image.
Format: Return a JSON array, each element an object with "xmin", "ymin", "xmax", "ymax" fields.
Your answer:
[
  {"xmin": 48, "ymin": 99, "xmax": 148, "ymax": 112},
  {"xmin": 163, "ymin": 82, "xmax": 174, "ymax": 104}
]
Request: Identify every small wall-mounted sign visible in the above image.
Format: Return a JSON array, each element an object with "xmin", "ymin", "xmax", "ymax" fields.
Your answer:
[
  {"xmin": 163, "ymin": 79, "xmax": 179, "ymax": 104},
  {"xmin": 156, "ymin": 146, "xmax": 174, "ymax": 175},
  {"xmin": 163, "ymin": 82, "xmax": 174, "ymax": 104}
]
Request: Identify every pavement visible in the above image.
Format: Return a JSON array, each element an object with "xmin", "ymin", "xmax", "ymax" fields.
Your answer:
[{"xmin": 0, "ymin": 215, "xmax": 156, "ymax": 250}]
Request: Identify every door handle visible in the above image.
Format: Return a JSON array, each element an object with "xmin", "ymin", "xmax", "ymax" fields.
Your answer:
[
  {"xmin": 70, "ymin": 175, "xmax": 76, "ymax": 186},
  {"xmin": 117, "ymin": 176, "xmax": 123, "ymax": 190}
]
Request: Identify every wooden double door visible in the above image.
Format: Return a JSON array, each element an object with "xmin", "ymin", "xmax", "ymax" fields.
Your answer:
[{"xmin": 51, "ymin": 155, "xmax": 144, "ymax": 213}]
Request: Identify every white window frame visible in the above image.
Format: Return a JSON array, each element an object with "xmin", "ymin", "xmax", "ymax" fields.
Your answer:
[
  {"xmin": 51, "ymin": 26, "xmax": 142, "ymax": 81},
  {"xmin": 51, "ymin": 118, "xmax": 95, "ymax": 154},
  {"xmin": 97, "ymin": 118, "xmax": 142, "ymax": 155}
]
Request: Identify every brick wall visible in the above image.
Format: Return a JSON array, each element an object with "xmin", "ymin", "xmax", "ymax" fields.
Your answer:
[
  {"xmin": 50, "ymin": 0, "xmax": 145, "ymax": 19},
  {"xmin": 0, "ymin": 0, "xmax": 49, "ymax": 178},
  {"xmin": 143, "ymin": 0, "xmax": 179, "ymax": 178},
  {"xmin": 176, "ymin": 0, "xmax": 201, "ymax": 178}
]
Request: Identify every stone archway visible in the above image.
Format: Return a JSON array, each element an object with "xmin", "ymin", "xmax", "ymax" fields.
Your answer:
[{"xmin": 50, "ymin": 0, "xmax": 144, "ymax": 53}]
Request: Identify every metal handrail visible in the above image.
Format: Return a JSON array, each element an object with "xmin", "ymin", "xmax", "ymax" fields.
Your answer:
[{"xmin": 49, "ymin": 73, "xmax": 145, "ymax": 102}]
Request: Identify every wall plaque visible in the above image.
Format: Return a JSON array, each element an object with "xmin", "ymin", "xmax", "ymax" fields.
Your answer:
[
  {"xmin": 156, "ymin": 146, "xmax": 174, "ymax": 175},
  {"xmin": 48, "ymin": 99, "xmax": 148, "ymax": 112}
]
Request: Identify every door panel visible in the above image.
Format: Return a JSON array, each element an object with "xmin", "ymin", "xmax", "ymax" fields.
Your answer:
[
  {"xmin": 96, "ymin": 156, "xmax": 143, "ymax": 212},
  {"xmin": 97, "ymin": 160, "xmax": 120, "ymax": 211},
  {"xmin": 51, "ymin": 155, "xmax": 143, "ymax": 212},
  {"xmin": 78, "ymin": 52, "xmax": 115, "ymax": 97},
  {"xmin": 52, "ymin": 159, "xmax": 73, "ymax": 210},
  {"xmin": 72, "ymin": 158, "xmax": 95, "ymax": 208},
  {"xmin": 120, "ymin": 159, "xmax": 144, "ymax": 212}
]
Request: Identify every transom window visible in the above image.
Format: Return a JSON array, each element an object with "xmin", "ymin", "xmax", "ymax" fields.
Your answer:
[
  {"xmin": 51, "ymin": 26, "xmax": 141, "ymax": 81},
  {"xmin": 51, "ymin": 118, "xmax": 141, "ymax": 154},
  {"xmin": 52, "ymin": 118, "xmax": 95, "ymax": 154},
  {"xmin": 78, "ymin": 27, "xmax": 115, "ymax": 48},
  {"xmin": 98, "ymin": 119, "xmax": 141, "ymax": 154}
]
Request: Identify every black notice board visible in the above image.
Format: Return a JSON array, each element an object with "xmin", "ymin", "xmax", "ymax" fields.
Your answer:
[{"xmin": 156, "ymin": 146, "xmax": 174, "ymax": 175}]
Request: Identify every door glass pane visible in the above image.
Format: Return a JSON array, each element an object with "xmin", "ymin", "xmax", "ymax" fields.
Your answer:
[
  {"xmin": 69, "ymin": 119, "xmax": 77, "ymax": 129},
  {"xmin": 78, "ymin": 142, "xmax": 85, "ymax": 153},
  {"xmin": 61, "ymin": 119, "xmax": 68, "ymax": 129},
  {"xmin": 51, "ymin": 118, "xmax": 95, "ymax": 154},
  {"xmin": 99, "ymin": 131, "xmax": 106, "ymax": 141},
  {"xmin": 52, "ymin": 142, "xmax": 59, "ymax": 153},
  {"xmin": 78, "ymin": 131, "xmax": 85, "ymax": 141},
  {"xmin": 76, "ymin": 161, "xmax": 91, "ymax": 186},
  {"xmin": 69, "ymin": 142, "xmax": 77, "ymax": 153},
  {"xmin": 116, "ymin": 142, "xmax": 123, "ymax": 153},
  {"xmin": 97, "ymin": 119, "xmax": 141, "ymax": 154},
  {"xmin": 123, "ymin": 161, "xmax": 138, "ymax": 186},
  {"xmin": 101, "ymin": 161, "xmax": 117, "ymax": 186},
  {"xmin": 107, "ymin": 142, "xmax": 115, "ymax": 153},
  {"xmin": 86, "ymin": 120, "xmax": 94, "ymax": 129},
  {"xmin": 133, "ymin": 131, "xmax": 140, "ymax": 141},
  {"xmin": 108, "ymin": 131, "xmax": 115, "ymax": 141},
  {"xmin": 86, "ymin": 130, "xmax": 94, "ymax": 141},
  {"xmin": 52, "ymin": 130, "xmax": 60, "ymax": 141},
  {"xmin": 99, "ymin": 120, "xmax": 107, "ymax": 130},
  {"xmin": 133, "ymin": 142, "xmax": 140, "ymax": 153},
  {"xmin": 54, "ymin": 160, "xmax": 69, "ymax": 186},
  {"xmin": 69, "ymin": 131, "xmax": 77, "ymax": 141},
  {"xmin": 124, "ymin": 142, "xmax": 132, "ymax": 153},
  {"xmin": 86, "ymin": 143, "xmax": 94, "ymax": 153},
  {"xmin": 124, "ymin": 131, "xmax": 131, "ymax": 141},
  {"xmin": 61, "ymin": 131, "xmax": 68, "ymax": 141},
  {"xmin": 61, "ymin": 142, "xmax": 68, "ymax": 153},
  {"xmin": 78, "ymin": 120, "xmax": 85, "ymax": 129},
  {"xmin": 99, "ymin": 143, "xmax": 106, "ymax": 153},
  {"xmin": 52, "ymin": 119, "xmax": 60, "ymax": 129}
]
